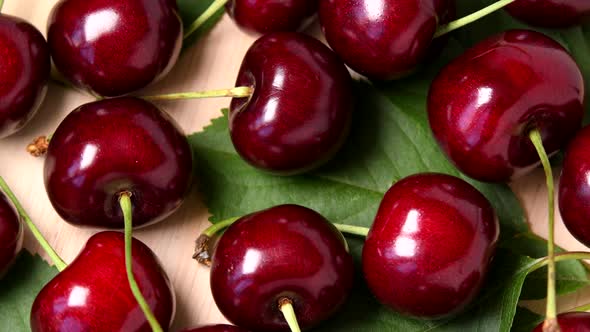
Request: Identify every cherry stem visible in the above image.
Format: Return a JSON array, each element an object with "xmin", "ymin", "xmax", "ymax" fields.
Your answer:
[
  {"xmin": 278, "ymin": 298, "xmax": 302, "ymax": 332},
  {"xmin": 434, "ymin": 0, "xmax": 516, "ymax": 38},
  {"xmin": 183, "ymin": 0, "xmax": 229, "ymax": 40},
  {"xmin": 119, "ymin": 193, "xmax": 163, "ymax": 332},
  {"xmin": 0, "ymin": 0, "xmax": 4, "ymax": 13},
  {"xmin": 569, "ymin": 301, "xmax": 590, "ymax": 313},
  {"xmin": 332, "ymin": 223, "xmax": 370, "ymax": 237},
  {"xmin": 0, "ymin": 176, "xmax": 67, "ymax": 271},
  {"xmin": 529, "ymin": 128, "xmax": 560, "ymax": 331},
  {"xmin": 141, "ymin": 86, "xmax": 252, "ymax": 102}
]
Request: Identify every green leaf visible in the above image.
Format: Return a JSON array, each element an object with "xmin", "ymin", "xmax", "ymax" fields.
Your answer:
[
  {"xmin": 0, "ymin": 252, "xmax": 58, "ymax": 331},
  {"xmin": 176, "ymin": 0, "xmax": 224, "ymax": 49},
  {"xmin": 511, "ymin": 307, "xmax": 544, "ymax": 332}
]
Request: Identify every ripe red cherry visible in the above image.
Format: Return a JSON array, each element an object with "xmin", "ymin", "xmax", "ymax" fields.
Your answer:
[
  {"xmin": 362, "ymin": 173, "xmax": 499, "ymax": 318},
  {"xmin": 559, "ymin": 126, "xmax": 590, "ymax": 248},
  {"xmin": 226, "ymin": 0, "xmax": 317, "ymax": 35},
  {"xmin": 506, "ymin": 1, "xmax": 590, "ymax": 28},
  {"xmin": 44, "ymin": 97, "xmax": 192, "ymax": 228},
  {"xmin": 532, "ymin": 312, "xmax": 590, "ymax": 331},
  {"xmin": 30, "ymin": 231, "xmax": 175, "ymax": 332},
  {"xmin": 319, "ymin": 0, "xmax": 455, "ymax": 80},
  {"xmin": 210, "ymin": 204, "xmax": 354, "ymax": 331},
  {"xmin": 0, "ymin": 14, "xmax": 50, "ymax": 138},
  {"xmin": 428, "ymin": 29, "xmax": 584, "ymax": 182},
  {"xmin": 0, "ymin": 191, "xmax": 22, "ymax": 277},
  {"xmin": 47, "ymin": 0, "xmax": 182, "ymax": 97},
  {"xmin": 229, "ymin": 32, "xmax": 353, "ymax": 175},
  {"xmin": 181, "ymin": 325, "xmax": 250, "ymax": 332}
]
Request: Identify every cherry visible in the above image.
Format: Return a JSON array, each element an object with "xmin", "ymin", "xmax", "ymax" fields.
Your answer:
[
  {"xmin": 44, "ymin": 97, "xmax": 193, "ymax": 228},
  {"xmin": 0, "ymin": 190, "xmax": 22, "ymax": 277},
  {"xmin": 210, "ymin": 204, "xmax": 354, "ymax": 331},
  {"xmin": 506, "ymin": 1, "xmax": 590, "ymax": 28},
  {"xmin": 428, "ymin": 29, "xmax": 584, "ymax": 183},
  {"xmin": 30, "ymin": 231, "xmax": 175, "ymax": 332},
  {"xmin": 362, "ymin": 173, "xmax": 499, "ymax": 318},
  {"xmin": 226, "ymin": 0, "xmax": 317, "ymax": 35},
  {"xmin": 229, "ymin": 32, "xmax": 353, "ymax": 175},
  {"xmin": 532, "ymin": 312, "xmax": 590, "ymax": 331},
  {"xmin": 0, "ymin": 14, "xmax": 50, "ymax": 138},
  {"xmin": 47, "ymin": 0, "xmax": 182, "ymax": 97},
  {"xmin": 319, "ymin": 0, "xmax": 455, "ymax": 80},
  {"xmin": 181, "ymin": 325, "xmax": 251, "ymax": 332},
  {"xmin": 559, "ymin": 126, "xmax": 590, "ymax": 248}
]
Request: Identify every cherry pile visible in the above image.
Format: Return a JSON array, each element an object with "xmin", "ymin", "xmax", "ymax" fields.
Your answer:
[{"xmin": 0, "ymin": 0, "xmax": 589, "ymax": 331}]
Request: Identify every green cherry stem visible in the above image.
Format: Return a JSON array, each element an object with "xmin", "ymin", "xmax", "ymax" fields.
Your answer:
[
  {"xmin": 0, "ymin": 0, "xmax": 5, "ymax": 13},
  {"xmin": 569, "ymin": 301, "xmax": 590, "ymax": 313},
  {"xmin": 0, "ymin": 176, "xmax": 67, "ymax": 271},
  {"xmin": 193, "ymin": 216, "xmax": 371, "ymax": 266},
  {"xmin": 141, "ymin": 86, "xmax": 253, "ymax": 102},
  {"xmin": 529, "ymin": 128, "xmax": 559, "ymax": 331},
  {"xmin": 279, "ymin": 298, "xmax": 302, "ymax": 332},
  {"xmin": 119, "ymin": 192, "xmax": 163, "ymax": 332},
  {"xmin": 183, "ymin": 0, "xmax": 229, "ymax": 40},
  {"xmin": 434, "ymin": 0, "xmax": 516, "ymax": 38}
]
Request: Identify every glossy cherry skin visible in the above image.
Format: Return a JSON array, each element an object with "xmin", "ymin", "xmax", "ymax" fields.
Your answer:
[
  {"xmin": 181, "ymin": 325, "xmax": 251, "ymax": 332},
  {"xmin": 229, "ymin": 32, "xmax": 353, "ymax": 175},
  {"xmin": 47, "ymin": 0, "xmax": 182, "ymax": 97},
  {"xmin": 30, "ymin": 231, "xmax": 175, "ymax": 331},
  {"xmin": 558, "ymin": 126, "xmax": 590, "ymax": 248},
  {"xmin": 44, "ymin": 97, "xmax": 192, "ymax": 228},
  {"xmin": 506, "ymin": 0, "xmax": 590, "ymax": 28},
  {"xmin": 226, "ymin": 0, "xmax": 318, "ymax": 35},
  {"xmin": 362, "ymin": 173, "xmax": 499, "ymax": 318},
  {"xmin": 0, "ymin": 191, "xmax": 23, "ymax": 277},
  {"xmin": 532, "ymin": 312, "xmax": 590, "ymax": 331},
  {"xmin": 319, "ymin": 0, "xmax": 455, "ymax": 80},
  {"xmin": 0, "ymin": 14, "xmax": 50, "ymax": 138},
  {"xmin": 210, "ymin": 204, "xmax": 354, "ymax": 331},
  {"xmin": 428, "ymin": 30, "xmax": 584, "ymax": 183}
]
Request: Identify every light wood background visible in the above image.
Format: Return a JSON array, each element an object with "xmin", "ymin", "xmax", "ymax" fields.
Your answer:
[{"xmin": 2, "ymin": 1, "xmax": 589, "ymax": 330}]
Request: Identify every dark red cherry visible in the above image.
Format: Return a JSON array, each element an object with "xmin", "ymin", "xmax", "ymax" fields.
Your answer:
[
  {"xmin": 559, "ymin": 126, "xmax": 590, "ymax": 248},
  {"xmin": 428, "ymin": 29, "xmax": 584, "ymax": 182},
  {"xmin": 30, "ymin": 231, "xmax": 175, "ymax": 332},
  {"xmin": 226, "ymin": 0, "xmax": 318, "ymax": 35},
  {"xmin": 0, "ymin": 191, "xmax": 22, "ymax": 277},
  {"xmin": 0, "ymin": 14, "xmax": 50, "ymax": 138},
  {"xmin": 210, "ymin": 204, "xmax": 354, "ymax": 331},
  {"xmin": 506, "ymin": 0, "xmax": 590, "ymax": 28},
  {"xmin": 229, "ymin": 32, "xmax": 353, "ymax": 175},
  {"xmin": 532, "ymin": 312, "xmax": 590, "ymax": 331},
  {"xmin": 47, "ymin": 0, "xmax": 182, "ymax": 97},
  {"xmin": 362, "ymin": 173, "xmax": 499, "ymax": 318},
  {"xmin": 319, "ymin": 0, "xmax": 455, "ymax": 80},
  {"xmin": 44, "ymin": 97, "xmax": 192, "ymax": 228},
  {"xmin": 181, "ymin": 325, "xmax": 251, "ymax": 332}
]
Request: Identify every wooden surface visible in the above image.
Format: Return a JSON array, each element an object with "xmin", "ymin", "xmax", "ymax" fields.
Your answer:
[{"xmin": 2, "ymin": 1, "xmax": 589, "ymax": 330}]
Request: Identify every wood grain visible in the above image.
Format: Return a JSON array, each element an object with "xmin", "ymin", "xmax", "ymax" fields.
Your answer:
[{"xmin": 1, "ymin": 1, "xmax": 588, "ymax": 330}]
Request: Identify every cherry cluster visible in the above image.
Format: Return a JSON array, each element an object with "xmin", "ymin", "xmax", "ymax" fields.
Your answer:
[{"xmin": 0, "ymin": 0, "xmax": 589, "ymax": 332}]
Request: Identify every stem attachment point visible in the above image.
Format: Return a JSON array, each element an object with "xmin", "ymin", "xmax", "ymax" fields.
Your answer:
[
  {"xmin": 278, "ymin": 297, "xmax": 302, "ymax": 332},
  {"xmin": 119, "ymin": 192, "xmax": 164, "ymax": 332}
]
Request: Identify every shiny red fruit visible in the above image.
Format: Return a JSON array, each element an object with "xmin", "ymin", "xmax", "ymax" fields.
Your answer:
[
  {"xmin": 559, "ymin": 126, "xmax": 590, "ymax": 248},
  {"xmin": 226, "ymin": 0, "xmax": 317, "ymax": 35},
  {"xmin": 362, "ymin": 173, "xmax": 499, "ymax": 318},
  {"xmin": 44, "ymin": 97, "xmax": 192, "ymax": 228},
  {"xmin": 319, "ymin": 0, "xmax": 455, "ymax": 80},
  {"xmin": 181, "ymin": 325, "xmax": 251, "ymax": 332},
  {"xmin": 229, "ymin": 32, "xmax": 353, "ymax": 175},
  {"xmin": 0, "ymin": 191, "xmax": 22, "ymax": 277},
  {"xmin": 0, "ymin": 14, "xmax": 50, "ymax": 138},
  {"xmin": 210, "ymin": 204, "xmax": 354, "ymax": 331},
  {"xmin": 428, "ymin": 29, "xmax": 584, "ymax": 182},
  {"xmin": 30, "ymin": 231, "xmax": 175, "ymax": 332},
  {"xmin": 47, "ymin": 0, "xmax": 182, "ymax": 97},
  {"xmin": 532, "ymin": 312, "xmax": 590, "ymax": 331},
  {"xmin": 506, "ymin": 0, "xmax": 590, "ymax": 28}
]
